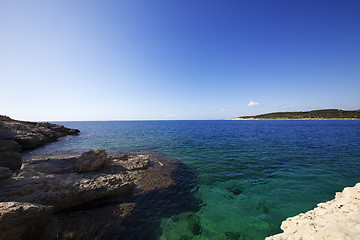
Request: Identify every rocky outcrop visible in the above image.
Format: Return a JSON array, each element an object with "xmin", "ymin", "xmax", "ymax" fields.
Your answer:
[
  {"xmin": 0, "ymin": 116, "xmax": 180, "ymax": 239},
  {"xmin": 266, "ymin": 183, "xmax": 360, "ymax": 240},
  {"xmin": 0, "ymin": 115, "xmax": 80, "ymax": 151},
  {"xmin": 74, "ymin": 149, "xmax": 107, "ymax": 172},
  {"xmin": 0, "ymin": 115, "xmax": 80, "ymax": 171},
  {"xmin": 0, "ymin": 202, "xmax": 53, "ymax": 240},
  {"xmin": 0, "ymin": 171, "xmax": 133, "ymax": 212},
  {"xmin": 0, "ymin": 149, "xmax": 178, "ymax": 239},
  {"xmin": 0, "ymin": 152, "xmax": 131, "ymax": 212}
]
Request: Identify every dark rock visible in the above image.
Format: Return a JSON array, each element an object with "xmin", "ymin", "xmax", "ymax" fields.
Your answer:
[
  {"xmin": 45, "ymin": 202, "xmax": 136, "ymax": 239},
  {"xmin": 0, "ymin": 201, "xmax": 53, "ymax": 240},
  {"xmin": 118, "ymin": 154, "xmax": 128, "ymax": 160},
  {"xmin": 0, "ymin": 115, "xmax": 12, "ymax": 121},
  {"xmin": 226, "ymin": 185, "xmax": 243, "ymax": 196},
  {"xmin": 0, "ymin": 167, "xmax": 12, "ymax": 180},
  {"xmin": 0, "ymin": 140, "xmax": 22, "ymax": 171},
  {"xmin": 0, "ymin": 140, "xmax": 21, "ymax": 152},
  {"xmin": 232, "ymin": 189, "xmax": 243, "ymax": 195},
  {"xmin": 0, "ymin": 151, "xmax": 22, "ymax": 171},
  {"xmin": 74, "ymin": 149, "xmax": 107, "ymax": 172},
  {"xmin": 0, "ymin": 115, "xmax": 80, "ymax": 151}
]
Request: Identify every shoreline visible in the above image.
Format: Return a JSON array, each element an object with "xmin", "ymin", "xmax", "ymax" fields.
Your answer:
[
  {"xmin": 266, "ymin": 183, "xmax": 360, "ymax": 240},
  {"xmin": 0, "ymin": 116, "xmax": 186, "ymax": 239}
]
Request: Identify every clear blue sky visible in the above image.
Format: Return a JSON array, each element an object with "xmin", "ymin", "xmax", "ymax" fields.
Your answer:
[{"xmin": 1, "ymin": 0, "xmax": 359, "ymax": 121}]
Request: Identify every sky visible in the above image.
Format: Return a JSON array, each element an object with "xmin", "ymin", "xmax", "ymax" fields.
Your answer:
[{"xmin": 1, "ymin": 0, "xmax": 359, "ymax": 121}]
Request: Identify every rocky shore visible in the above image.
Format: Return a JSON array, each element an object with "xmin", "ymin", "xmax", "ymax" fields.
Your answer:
[
  {"xmin": 0, "ymin": 116, "xmax": 180, "ymax": 239},
  {"xmin": 0, "ymin": 115, "xmax": 79, "ymax": 174},
  {"xmin": 266, "ymin": 183, "xmax": 360, "ymax": 240}
]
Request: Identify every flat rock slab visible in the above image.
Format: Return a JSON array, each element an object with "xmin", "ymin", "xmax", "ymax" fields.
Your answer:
[
  {"xmin": 0, "ymin": 173, "xmax": 133, "ymax": 212},
  {"xmin": 266, "ymin": 183, "xmax": 360, "ymax": 240},
  {"xmin": 0, "ymin": 150, "xmax": 178, "ymax": 239},
  {"xmin": 0, "ymin": 155, "xmax": 133, "ymax": 212}
]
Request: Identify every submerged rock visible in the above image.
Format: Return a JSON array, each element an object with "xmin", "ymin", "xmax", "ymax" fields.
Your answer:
[
  {"xmin": 0, "ymin": 201, "xmax": 53, "ymax": 240},
  {"xmin": 226, "ymin": 185, "xmax": 243, "ymax": 196},
  {"xmin": 160, "ymin": 211, "xmax": 202, "ymax": 239},
  {"xmin": 224, "ymin": 231, "xmax": 244, "ymax": 240},
  {"xmin": 73, "ymin": 149, "xmax": 107, "ymax": 172},
  {"xmin": 46, "ymin": 202, "xmax": 136, "ymax": 239},
  {"xmin": 266, "ymin": 183, "xmax": 360, "ymax": 240},
  {"xmin": 256, "ymin": 201, "xmax": 270, "ymax": 214}
]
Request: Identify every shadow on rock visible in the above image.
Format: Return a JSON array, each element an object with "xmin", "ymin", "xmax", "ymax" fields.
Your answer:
[{"xmin": 114, "ymin": 161, "xmax": 202, "ymax": 240}]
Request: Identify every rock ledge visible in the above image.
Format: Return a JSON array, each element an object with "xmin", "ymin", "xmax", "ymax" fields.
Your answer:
[{"xmin": 266, "ymin": 183, "xmax": 360, "ymax": 240}]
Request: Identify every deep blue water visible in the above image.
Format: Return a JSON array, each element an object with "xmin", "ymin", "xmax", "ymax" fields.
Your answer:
[{"xmin": 24, "ymin": 120, "xmax": 360, "ymax": 239}]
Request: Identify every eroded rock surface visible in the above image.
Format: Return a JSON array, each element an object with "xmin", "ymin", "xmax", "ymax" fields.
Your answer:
[
  {"xmin": 266, "ymin": 183, "xmax": 360, "ymax": 240},
  {"xmin": 115, "ymin": 154, "xmax": 150, "ymax": 171},
  {"xmin": 0, "ymin": 201, "xmax": 53, "ymax": 240}
]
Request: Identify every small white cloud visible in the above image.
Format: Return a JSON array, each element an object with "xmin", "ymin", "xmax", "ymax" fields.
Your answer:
[{"xmin": 248, "ymin": 101, "xmax": 260, "ymax": 107}]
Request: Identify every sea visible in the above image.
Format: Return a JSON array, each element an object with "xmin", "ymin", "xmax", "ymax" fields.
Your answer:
[{"xmin": 23, "ymin": 120, "xmax": 360, "ymax": 240}]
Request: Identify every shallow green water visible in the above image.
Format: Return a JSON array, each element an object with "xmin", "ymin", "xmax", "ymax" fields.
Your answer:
[{"xmin": 25, "ymin": 120, "xmax": 360, "ymax": 239}]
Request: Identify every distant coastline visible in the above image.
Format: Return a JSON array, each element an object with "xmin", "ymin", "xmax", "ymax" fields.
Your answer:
[{"xmin": 230, "ymin": 109, "xmax": 360, "ymax": 120}]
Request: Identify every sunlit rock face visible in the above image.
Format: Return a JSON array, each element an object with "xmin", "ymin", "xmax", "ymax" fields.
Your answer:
[{"xmin": 266, "ymin": 183, "xmax": 360, "ymax": 240}]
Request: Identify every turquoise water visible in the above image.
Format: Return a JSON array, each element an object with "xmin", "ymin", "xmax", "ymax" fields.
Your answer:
[{"xmin": 25, "ymin": 120, "xmax": 360, "ymax": 239}]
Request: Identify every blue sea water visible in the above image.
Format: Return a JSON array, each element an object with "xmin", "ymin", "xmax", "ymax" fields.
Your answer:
[{"xmin": 24, "ymin": 120, "xmax": 360, "ymax": 240}]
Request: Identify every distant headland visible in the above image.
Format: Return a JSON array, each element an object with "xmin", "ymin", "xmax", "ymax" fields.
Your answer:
[{"xmin": 230, "ymin": 109, "xmax": 360, "ymax": 120}]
